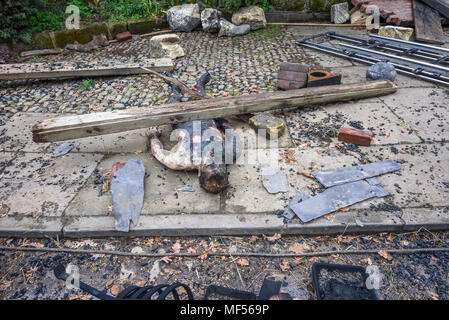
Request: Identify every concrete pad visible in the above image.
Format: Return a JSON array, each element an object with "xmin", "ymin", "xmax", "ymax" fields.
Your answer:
[
  {"xmin": 284, "ymin": 101, "xmax": 420, "ymax": 148},
  {"xmin": 379, "ymin": 88, "xmax": 449, "ymax": 142},
  {"xmin": 0, "ymin": 216, "xmax": 62, "ymax": 237},
  {"xmin": 64, "ymin": 153, "xmax": 221, "ymax": 217},
  {"xmin": 360, "ymin": 144, "xmax": 449, "ymax": 208},
  {"xmin": 401, "ymin": 207, "xmax": 449, "ymax": 231},
  {"xmin": 287, "ymin": 26, "xmax": 368, "ymax": 38},
  {"xmin": 0, "ymin": 152, "xmax": 103, "ymax": 217},
  {"xmin": 0, "ymin": 112, "xmax": 149, "ymax": 154},
  {"xmin": 224, "ymin": 148, "xmax": 357, "ymax": 214},
  {"xmin": 301, "ymin": 48, "xmax": 354, "ymax": 68}
]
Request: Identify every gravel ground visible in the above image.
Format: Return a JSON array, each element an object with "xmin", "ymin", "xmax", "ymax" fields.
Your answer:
[{"xmin": 1, "ymin": 230, "xmax": 448, "ymax": 300}]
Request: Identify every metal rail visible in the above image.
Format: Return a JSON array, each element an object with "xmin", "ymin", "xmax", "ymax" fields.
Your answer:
[{"xmin": 296, "ymin": 32, "xmax": 449, "ymax": 86}]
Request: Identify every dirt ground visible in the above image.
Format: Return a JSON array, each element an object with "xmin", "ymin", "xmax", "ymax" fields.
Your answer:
[{"xmin": 1, "ymin": 229, "xmax": 448, "ymax": 300}]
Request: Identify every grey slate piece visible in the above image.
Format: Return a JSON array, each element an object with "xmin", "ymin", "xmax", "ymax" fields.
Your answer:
[
  {"xmin": 283, "ymin": 192, "xmax": 311, "ymax": 219},
  {"xmin": 312, "ymin": 160, "xmax": 401, "ymax": 188},
  {"xmin": 260, "ymin": 164, "xmax": 288, "ymax": 194},
  {"xmin": 110, "ymin": 159, "xmax": 145, "ymax": 232},
  {"xmin": 290, "ymin": 180, "xmax": 390, "ymax": 223},
  {"xmin": 53, "ymin": 142, "xmax": 80, "ymax": 157}
]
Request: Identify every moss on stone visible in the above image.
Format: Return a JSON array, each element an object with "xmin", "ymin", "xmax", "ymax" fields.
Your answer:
[
  {"xmin": 28, "ymin": 32, "xmax": 54, "ymax": 50},
  {"xmin": 270, "ymin": 0, "xmax": 307, "ymax": 11},
  {"xmin": 76, "ymin": 23, "xmax": 109, "ymax": 44},
  {"xmin": 127, "ymin": 18, "xmax": 160, "ymax": 34},
  {"xmin": 54, "ymin": 29, "xmax": 78, "ymax": 48},
  {"xmin": 107, "ymin": 21, "xmax": 128, "ymax": 39}
]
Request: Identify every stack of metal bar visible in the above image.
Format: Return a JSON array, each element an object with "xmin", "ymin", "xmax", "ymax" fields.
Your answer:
[{"xmin": 296, "ymin": 32, "xmax": 449, "ymax": 86}]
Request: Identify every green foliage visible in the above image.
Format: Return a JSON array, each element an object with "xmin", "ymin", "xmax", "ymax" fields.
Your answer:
[
  {"xmin": 0, "ymin": 0, "xmax": 44, "ymax": 42},
  {"xmin": 223, "ymin": 0, "xmax": 272, "ymax": 13},
  {"xmin": 102, "ymin": 0, "xmax": 161, "ymax": 21},
  {"xmin": 80, "ymin": 79, "xmax": 95, "ymax": 91}
]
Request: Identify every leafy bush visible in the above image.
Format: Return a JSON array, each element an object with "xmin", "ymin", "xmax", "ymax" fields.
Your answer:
[
  {"xmin": 223, "ymin": 0, "xmax": 272, "ymax": 13},
  {"xmin": 0, "ymin": 0, "xmax": 44, "ymax": 42}
]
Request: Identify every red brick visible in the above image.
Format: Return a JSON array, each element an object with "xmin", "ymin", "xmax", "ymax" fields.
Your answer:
[
  {"xmin": 278, "ymin": 70, "xmax": 307, "ymax": 82},
  {"xmin": 279, "ymin": 62, "xmax": 309, "ymax": 73},
  {"xmin": 116, "ymin": 31, "xmax": 132, "ymax": 42},
  {"xmin": 110, "ymin": 162, "xmax": 126, "ymax": 184},
  {"xmin": 338, "ymin": 127, "xmax": 374, "ymax": 146}
]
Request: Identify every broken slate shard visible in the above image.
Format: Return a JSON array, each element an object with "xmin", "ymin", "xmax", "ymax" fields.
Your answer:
[
  {"xmin": 290, "ymin": 180, "xmax": 389, "ymax": 223},
  {"xmin": 260, "ymin": 164, "xmax": 288, "ymax": 194},
  {"xmin": 177, "ymin": 186, "xmax": 194, "ymax": 192},
  {"xmin": 110, "ymin": 159, "xmax": 145, "ymax": 232},
  {"xmin": 312, "ymin": 160, "xmax": 401, "ymax": 188},
  {"xmin": 283, "ymin": 192, "xmax": 311, "ymax": 220},
  {"xmin": 53, "ymin": 142, "xmax": 80, "ymax": 157}
]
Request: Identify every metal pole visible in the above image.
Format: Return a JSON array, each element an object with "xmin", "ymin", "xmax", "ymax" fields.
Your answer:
[{"xmin": 369, "ymin": 34, "xmax": 449, "ymax": 56}]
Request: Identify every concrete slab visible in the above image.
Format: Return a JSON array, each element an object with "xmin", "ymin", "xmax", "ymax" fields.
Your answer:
[
  {"xmin": 0, "ymin": 152, "xmax": 102, "ymax": 218},
  {"xmin": 284, "ymin": 101, "xmax": 420, "ymax": 148},
  {"xmin": 64, "ymin": 153, "xmax": 221, "ymax": 217},
  {"xmin": 0, "ymin": 112, "xmax": 149, "ymax": 154},
  {"xmin": 379, "ymin": 88, "xmax": 449, "ymax": 142},
  {"xmin": 0, "ymin": 216, "xmax": 62, "ymax": 237},
  {"xmin": 401, "ymin": 207, "xmax": 449, "ymax": 231}
]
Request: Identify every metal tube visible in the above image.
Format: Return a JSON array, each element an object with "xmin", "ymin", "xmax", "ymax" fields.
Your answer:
[
  {"xmin": 339, "ymin": 43, "xmax": 449, "ymax": 74},
  {"xmin": 296, "ymin": 41, "xmax": 449, "ymax": 86},
  {"xmin": 369, "ymin": 34, "xmax": 449, "ymax": 56}
]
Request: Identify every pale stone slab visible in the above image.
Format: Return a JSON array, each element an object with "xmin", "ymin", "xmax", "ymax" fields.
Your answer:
[
  {"xmin": 0, "ymin": 216, "xmax": 62, "ymax": 237},
  {"xmin": 284, "ymin": 101, "xmax": 420, "ymax": 148},
  {"xmin": 401, "ymin": 207, "xmax": 449, "ymax": 231},
  {"xmin": 64, "ymin": 153, "xmax": 221, "ymax": 217},
  {"xmin": 0, "ymin": 152, "xmax": 103, "ymax": 217},
  {"xmin": 379, "ymin": 88, "xmax": 449, "ymax": 142}
]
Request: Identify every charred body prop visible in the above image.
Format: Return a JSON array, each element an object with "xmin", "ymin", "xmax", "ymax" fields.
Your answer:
[
  {"xmin": 296, "ymin": 32, "xmax": 449, "ymax": 86},
  {"xmin": 147, "ymin": 72, "xmax": 242, "ymax": 193}
]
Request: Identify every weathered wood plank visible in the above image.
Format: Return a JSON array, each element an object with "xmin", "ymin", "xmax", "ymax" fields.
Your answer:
[
  {"xmin": 413, "ymin": 0, "xmax": 445, "ymax": 44},
  {"xmin": 20, "ymin": 49, "xmax": 63, "ymax": 58},
  {"xmin": 32, "ymin": 80, "xmax": 397, "ymax": 143},
  {"xmin": 0, "ymin": 58, "xmax": 173, "ymax": 81},
  {"xmin": 421, "ymin": 0, "xmax": 449, "ymax": 18}
]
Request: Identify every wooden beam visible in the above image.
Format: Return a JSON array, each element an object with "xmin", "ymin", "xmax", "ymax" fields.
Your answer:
[
  {"xmin": 420, "ymin": 0, "xmax": 449, "ymax": 19},
  {"xmin": 0, "ymin": 58, "xmax": 173, "ymax": 81},
  {"xmin": 20, "ymin": 49, "xmax": 63, "ymax": 58},
  {"xmin": 413, "ymin": 0, "xmax": 445, "ymax": 44},
  {"xmin": 32, "ymin": 80, "xmax": 397, "ymax": 143}
]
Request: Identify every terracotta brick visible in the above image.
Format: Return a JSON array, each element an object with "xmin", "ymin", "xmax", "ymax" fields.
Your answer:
[
  {"xmin": 307, "ymin": 70, "xmax": 341, "ymax": 87},
  {"xmin": 338, "ymin": 127, "xmax": 374, "ymax": 146},
  {"xmin": 279, "ymin": 62, "xmax": 309, "ymax": 73},
  {"xmin": 110, "ymin": 162, "xmax": 126, "ymax": 184},
  {"xmin": 115, "ymin": 31, "xmax": 132, "ymax": 42}
]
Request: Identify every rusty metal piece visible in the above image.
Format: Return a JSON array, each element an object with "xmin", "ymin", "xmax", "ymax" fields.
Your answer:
[{"xmin": 307, "ymin": 70, "xmax": 342, "ymax": 87}]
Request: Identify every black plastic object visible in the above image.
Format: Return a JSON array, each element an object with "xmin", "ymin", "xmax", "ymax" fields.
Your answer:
[
  {"xmin": 194, "ymin": 71, "xmax": 211, "ymax": 95},
  {"xmin": 54, "ymin": 264, "xmax": 194, "ymax": 300},
  {"xmin": 203, "ymin": 285, "xmax": 257, "ymax": 300},
  {"xmin": 312, "ymin": 263, "xmax": 379, "ymax": 300},
  {"xmin": 257, "ymin": 277, "xmax": 287, "ymax": 300}
]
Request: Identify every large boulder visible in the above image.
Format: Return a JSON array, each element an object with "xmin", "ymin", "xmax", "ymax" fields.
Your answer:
[
  {"xmin": 231, "ymin": 6, "xmax": 266, "ymax": 30},
  {"xmin": 218, "ymin": 19, "xmax": 251, "ymax": 37},
  {"xmin": 201, "ymin": 8, "xmax": 221, "ymax": 33},
  {"xmin": 149, "ymin": 34, "xmax": 184, "ymax": 59},
  {"xmin": 167, "ymin": 4, "xmax": 201, "ymax": 32}
]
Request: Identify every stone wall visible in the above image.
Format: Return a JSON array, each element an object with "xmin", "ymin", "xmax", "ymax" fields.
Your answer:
[
  {"xmin": 270, "ymin": 0, "xmax": 350, "ymax": 12},
  {"xmin": 28, "ymin": 16, "xmax": 167, "ymax": 50}
]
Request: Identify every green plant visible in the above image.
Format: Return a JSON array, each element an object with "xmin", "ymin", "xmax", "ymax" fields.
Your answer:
[
  {"xmin": 223, "ymin": 0, "xmax": 272, "ymax": 13},
  {"xmin": 81, "ymin": 79, "xmax": 95, "ymax": 91},
  {"xmin": 102, "ymin": 0, "xmax": 149, "ymax": 21},
  {"xmin": 0, "ymin": 0, "xmax": 44, "ymax": 42}
]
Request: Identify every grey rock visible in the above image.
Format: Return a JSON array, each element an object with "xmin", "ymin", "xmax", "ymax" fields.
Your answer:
[
  {"xmin": 366, "ymin": 62, "xmax": 397, "ymax": 81},
  {"xmin": 218, "ymin": 19, "xmax": 250, "ymax": 37},
  {"xmin": 260, "ymin": 163, "xmax": 288, "ymax": 194},
  {"xmin": 52, "ymin": 142, "xmax": 80, "ymax": 157},
  {"xmin": 111, "ymin": 159, "xmax": 146, "ymax": 232},
  {"xmin": 167, "ymin": 4, "xmax": 201, "ymax": 32},
  {"xmin": 112, "ymin": 103, "xmax": 126, "ymax": 110},
  {"xmin": 232, "ymin": 6, "xmax": 267, "ymax": 30},
  {"xmin": 201, "ymin": 8, "xmax": 221, "ymax": 33},
  {"xmin": 331, "ymin": 2, "xmax": 349, "ymax": 24}
]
